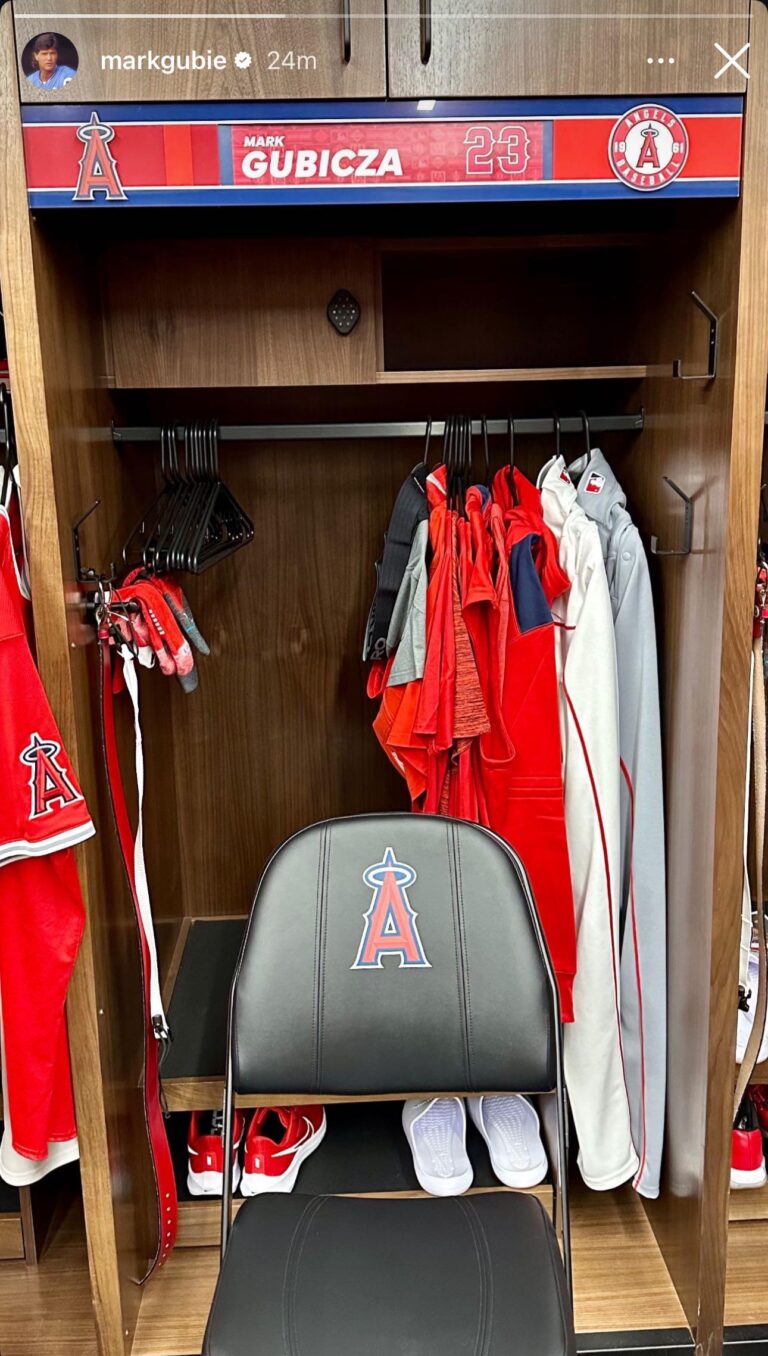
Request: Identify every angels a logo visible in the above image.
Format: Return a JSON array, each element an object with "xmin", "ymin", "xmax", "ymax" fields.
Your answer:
[
  {"xmin": 352, "ymin": 848, "xmax": 431, "ymax": 970},
  {"xmin": 74, "ymin": 111, "xmax": 126, "ymax": 201},
  {"xmin": 20, "ymin": 733, "xmax": 83, "ymax": 820},
  {"xmin": 609, "ymin": 105, "xmax": 689, "ymax": 192}
]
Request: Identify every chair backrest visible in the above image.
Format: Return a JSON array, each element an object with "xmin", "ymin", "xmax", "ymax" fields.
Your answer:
[{"xmin": 229, "ymin": 813, "xmax": 560, "ymax": 1096}]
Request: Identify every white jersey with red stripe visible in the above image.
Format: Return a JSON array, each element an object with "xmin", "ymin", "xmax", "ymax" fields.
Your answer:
[
  {"xmin": 0, "ymin": 507, "xmax": 95, "ymax": 863},
  {"xmin": 570, "ymin": 447, "xmax": 666, "ymax": 1201},
  {"xmin": 538, "ymin": 456, "xmax": 639, "ymax": 1192}
]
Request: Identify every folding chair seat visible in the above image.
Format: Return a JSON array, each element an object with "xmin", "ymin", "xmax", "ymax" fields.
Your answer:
[
  {"xmin": 204, "ymin": 1191, "xmax": 572, "ymax": 1355},
  {"xmin": 203, "ymin": 814, "xmax": 575, "ymax": 1356}
]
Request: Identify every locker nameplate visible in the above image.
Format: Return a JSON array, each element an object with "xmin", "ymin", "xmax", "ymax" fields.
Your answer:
[{"xmin": 20, "ymin": 99, "xmax": 742, "ymax": 208}]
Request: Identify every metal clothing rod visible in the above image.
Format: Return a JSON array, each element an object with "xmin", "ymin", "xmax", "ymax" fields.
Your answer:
[{"xmin": 110, "ymin": 412, "xmax": 644, "ymax": 446}]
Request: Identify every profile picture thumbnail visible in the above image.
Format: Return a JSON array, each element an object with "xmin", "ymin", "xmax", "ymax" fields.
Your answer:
[{"xmin": 21, "ymin": 32, "xmax": 79, "ymax": 91}]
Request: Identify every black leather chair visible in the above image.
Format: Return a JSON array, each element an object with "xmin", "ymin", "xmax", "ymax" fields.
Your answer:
[{"xmin": 204, "ymin": 813, "xmax": 575, "ymax": 1356}]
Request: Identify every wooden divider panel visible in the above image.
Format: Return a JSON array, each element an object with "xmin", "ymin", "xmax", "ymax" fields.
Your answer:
[{"xmin": 612, "ymin": 19, "xmax": 768, "ymax": 1345}]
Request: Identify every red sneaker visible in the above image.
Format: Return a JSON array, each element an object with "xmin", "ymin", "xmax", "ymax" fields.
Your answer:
[
  {"xmin": 731, "ymin": 1096, "xmax": 767, "ymax": 1189},
  {"xmin": 241, "ymin": 1106, "xmax": 326, "ymax": 1196},
  {"xmin": 187, "ymin": 1110, "xmax": 245, "ymax": 1197}
]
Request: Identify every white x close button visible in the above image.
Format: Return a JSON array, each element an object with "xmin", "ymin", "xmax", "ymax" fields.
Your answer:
[{"xmin": 714, "ymin": 41, "xmax": 750, "ymax": 80}]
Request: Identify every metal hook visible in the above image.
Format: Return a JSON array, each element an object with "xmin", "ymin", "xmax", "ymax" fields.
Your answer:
[
  {"xmin": 72, "ymin": 499, "xmax": 118, "ymax": 583},
  {"xmin": 673, "ymin": 292, "xmax": 720, "ymax": 382},
  {"xmin": 509, "ymin": 416, "xmax": 515, "ymax": 471},
  {"xmin": 553, "ymin": 412, "xmax": 561, "ymax": 460},
  {"xmin": 650, "ymin": 477, "xmax": 693, "ymax": 557}
]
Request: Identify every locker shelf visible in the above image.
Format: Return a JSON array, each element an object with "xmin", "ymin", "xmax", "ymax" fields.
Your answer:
[
  {"xmin": 169, "ymin": 1102, "xmax": 553, "ymax": 1248},
  {"xmin": 375, "ymin": 365, "xmax": 657, "ymax": 385}
]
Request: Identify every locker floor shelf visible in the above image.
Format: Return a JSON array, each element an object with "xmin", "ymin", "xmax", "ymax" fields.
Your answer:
[
  {"xmin": 169, "ymin": 1101, "xmax": 553, "ymax": 1248},
  {"xmin": 729, "ymin": 1180, "xmax": 768, "ymax": 1221}
]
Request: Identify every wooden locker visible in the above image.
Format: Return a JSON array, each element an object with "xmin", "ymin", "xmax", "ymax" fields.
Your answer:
[
  {"xmin": 386, "ymin": 0, "xmax": 750, "ymax": 97},
  {"xmin": 3, "ymin": 3, "xmax": 768, "ymax": 1355}
]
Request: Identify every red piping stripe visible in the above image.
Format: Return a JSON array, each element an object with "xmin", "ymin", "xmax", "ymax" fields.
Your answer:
[
  {"xmin": 621, "ymin": 757, "xmax": 649, "ymax": 1191},
  {"xmin": 563, "ymin": 679, "xmax": 630, "ymax": 1095}
]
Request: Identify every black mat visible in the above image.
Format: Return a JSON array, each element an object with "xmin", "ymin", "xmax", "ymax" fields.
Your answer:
[
  {"xmin": 577, "ymin": 1333, "xmax": 692, "ymax": 1353},
  {"xmin": 163, "ymin": 918, "xmax": 247, "ymax": 1080},
  {"xmin": 724, "ymin": 1326, "xmax": 768, "ymax": 1352},
  {"xmin": 170, "ymin": 1100, "xmax": 541, "ymax": 1199},
  {"xmin": 576, "ymin": 1324, "xmax": 768, "ymax": 1353}
]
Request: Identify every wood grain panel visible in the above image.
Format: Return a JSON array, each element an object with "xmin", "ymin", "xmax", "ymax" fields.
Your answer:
[
  {"xmin": 607, "ymin": 219, "xmax": 733, "ymax": 1346},
  {"xmin": 164, "ymin": 433, "xmax": 412, "ymax": 921},
  {"xmin": 104, "ymin": 239, "xmax": 377, "ymax": 389},
  {"xmin": 386, "ymin": 0, "xmax": 749, "ymax": 97},
  {"xmin": 164, "ymin": 1082, "xmax": 566, "ymax": 1112},
  {"xmin": 14, "ymin": 0, "xmax": 386, "ymax": 102},
  {"xmin": 17, "ymin": 1183, "xmax": 50, "ymax": 1265},
  {"xmin": 729, "ymin": 1186, "xmax": 768, "ymax": 1223},
  {"xmin": 0, "ymin": 1215, "xmax": 24, "ymax": 1261},
  {"xmin": 380, "ymin": 242, "xmax": 668, "ymax": 376},
  {"xmin": 376, "ymin": 366, "xmax": 655, "ymax": 384},
  {"xmin": 726, "ymin": 1217, "xmax": 768, "ymax": 1325},
  {"xmin": 0, "ymin": 1197, "xmax": 97, "ymax": 1355}
]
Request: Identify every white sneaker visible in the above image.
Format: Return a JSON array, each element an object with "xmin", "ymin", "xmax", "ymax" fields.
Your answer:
[
  {"xmin": 736, "ymin": 949, "xmax": 768, "ymax": 1064},
  {"xmin": 468, "ymin": 1095, "xmax": 548, "ymax": 1188},
  {"xmin": 402, "ymin": 1097, "xmax": 473, "ymax": 1196}
]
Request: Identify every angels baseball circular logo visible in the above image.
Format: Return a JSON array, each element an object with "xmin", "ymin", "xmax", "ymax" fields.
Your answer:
[{"xmin": 609, "ymin": 105, "xmax": 689, "ymax": 192}]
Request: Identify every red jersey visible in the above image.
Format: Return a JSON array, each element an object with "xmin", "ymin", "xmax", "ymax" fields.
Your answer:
[
  {"xmin": 0, "ymin": 509, "xmax": 94, "ymax": 864},
  {"xmin": 0, "ymin": 500, "xmax": 90, "ymax": 1177}
]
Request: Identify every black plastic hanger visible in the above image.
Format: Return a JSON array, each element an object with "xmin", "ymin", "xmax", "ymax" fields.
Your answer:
[
  {"xmin": 187, "ymin": 422, "xmax": 254, "ymax": 574},
  {"xmin": 422, "ymin": 418, "xmax": 433, "ymax": 470},
  {"xmin": 122, "ymin": 423, "xmax": 176, "ymax": 570},
  {"xmin": 479, "ymin": 417, "xmax": 490, "ymax": 487},
  {"xmin": 578, "ymin": 409, "xmax": 591, "ymax": 459},
  {"xmin": 444, "ymin": 414, "xmax": 455, "ymax": 490},
  {"xmin": 0, "ymin": 383, "xmax": 17, "ymax": 509},
  {"xmin": 507, "ymin": 416, "xmax": 519, "ymax": 505}
]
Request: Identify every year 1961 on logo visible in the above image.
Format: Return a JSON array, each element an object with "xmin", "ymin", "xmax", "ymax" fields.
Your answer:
[{"xmin": 609, "ymin": 104, "xmax": 689, "ymax": 192}]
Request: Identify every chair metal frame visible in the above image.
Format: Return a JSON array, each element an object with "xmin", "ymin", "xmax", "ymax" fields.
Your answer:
[{"xmin": 218, "ymin": 822, "xmax": 573, "ymax": 1308}]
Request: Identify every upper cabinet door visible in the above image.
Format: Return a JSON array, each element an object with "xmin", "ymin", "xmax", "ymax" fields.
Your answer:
[
  {"xmin": 15, "ymin": 0, "xmax": 387, "ymax": 102},
  {"xmin": 386, "ymin": 1, "xmax": 750, "ymax": 97}
]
